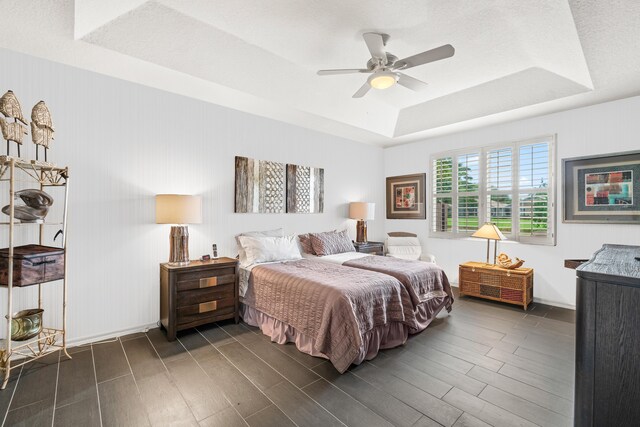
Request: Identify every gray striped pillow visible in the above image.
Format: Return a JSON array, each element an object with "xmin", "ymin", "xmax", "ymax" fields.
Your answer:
[{"xmin": 310, "ymin": 230, "xmax": 355, "ymax": 256}]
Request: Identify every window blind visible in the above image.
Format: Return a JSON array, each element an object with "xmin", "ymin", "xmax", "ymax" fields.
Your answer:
[
  {"xmin": 457, "ymin": 153, "xmax": 480, "ymax": 232},
  {"xmin": 430, "ymin": 136, "xmax": 555, "ymax": 245}
]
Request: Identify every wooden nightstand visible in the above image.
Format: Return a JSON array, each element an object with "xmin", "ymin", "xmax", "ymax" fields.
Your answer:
[
  {"xmin": 353, "ymin": 241, "xmax": 384, "ymax": 255},
  {"xmin": 160, "ymin": 257, "xmax": 239, "ymax": 341},
  {"xmin": 459, "ymin": 261, "xmax": 533, "ymax": 310}
]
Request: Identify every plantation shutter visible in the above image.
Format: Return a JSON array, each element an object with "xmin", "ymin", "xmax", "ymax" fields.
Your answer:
[
  {"xmin": 432, "ymin": 157, "xmax": 453, "ymax": 232},
  {"xmin": 518, "ymin": 141, "xmax": 552, "ymax": 242},
  {"xmin": 457, "ymin": 153, "xmax": 480, "ymax": 232},
  {"xmin": 430, "ymin": 136, "xmax": 555, "ymax": 245},
  {"xmin": 486, "ymin": 147, "xmax": 513, "ymax": 234}
]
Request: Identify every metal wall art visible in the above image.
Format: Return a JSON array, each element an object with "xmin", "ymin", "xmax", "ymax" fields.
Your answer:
[
  {"xmin": 234, "ymin": 156, "xmax": 325, "ymax": 214},
  {"xmin": 286, "ymin": 164, "xmax": 324, "ymax": 213},
  {"xmin": 235, "ymin": 156, "xmax": 286, "ymax": 213}
]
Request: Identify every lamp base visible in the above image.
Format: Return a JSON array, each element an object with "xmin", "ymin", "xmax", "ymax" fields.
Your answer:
[
  {"xmin": 355, "ymin": 220, "xmax": 368, "ymax": 243},
  {"xmin": 168, "ymin": 261, "xmax": 190, "ymax": 267},
  {"xmin": 169, "ymin": 225, "xmax": 190, "ymax": 265}
]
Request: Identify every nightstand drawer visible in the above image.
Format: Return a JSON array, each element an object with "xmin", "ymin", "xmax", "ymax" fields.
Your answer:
[
  {"xmin": 177, "ymin": 269, "xmax": 236, "ymax": 291},
  {"xmin": 459, "ymin": 267, "xmax": 480, "ymax": 283},
  {"xmin": 176, "ymin": 284, "xmax": 235, "ymax": 308},
  {"xmin": 176, "ymin": 297, "xmax": 235, "ymax": 326}
]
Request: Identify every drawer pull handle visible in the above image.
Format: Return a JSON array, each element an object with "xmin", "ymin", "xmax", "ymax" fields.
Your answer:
[
  {"xmin": 199, "ymin": 277, "xmax": 218, "ymax": 288},
  {"xmin": 26, "ymin": 259, "xmax": 56, "ymax": 266},
  {"xmin": 199, "ymin": 301, "xmax": 218, "ymax": 313}
]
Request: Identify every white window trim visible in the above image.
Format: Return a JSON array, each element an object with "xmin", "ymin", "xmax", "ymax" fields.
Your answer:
[{"xmin": 429, "ymin": 135, "xmax": 557, "ymax": 246}]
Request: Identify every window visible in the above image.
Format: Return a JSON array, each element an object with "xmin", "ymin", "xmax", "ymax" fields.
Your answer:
[{"xmin": 431, "ymin": 136, "xmax": 555, "ymax": 245}]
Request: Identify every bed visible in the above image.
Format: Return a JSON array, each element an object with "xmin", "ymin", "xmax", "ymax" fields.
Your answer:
[
  {"xmin": 240, "ymin": 259, "xmax": 421, "ymax": 372},
  {"xmin": 303, "ymin": 251, "xmax": 454, "ymax": 329},
  {"xmin": 236, "ymin": 229, "xmax": 453, "ymax": 372}
]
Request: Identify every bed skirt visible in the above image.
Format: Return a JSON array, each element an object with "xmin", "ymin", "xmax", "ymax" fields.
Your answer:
[{"xmin": 240, "ymin": 296, "xmax": 449, "ymax": 369}]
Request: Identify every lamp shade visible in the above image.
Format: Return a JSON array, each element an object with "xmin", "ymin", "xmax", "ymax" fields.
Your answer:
[
  {"xmin": 349, "ymin": 202, "xmax": 375, "ymax": 220},
  {"xmin": 472, "ymin": 223, "xmax": 506, "ymax": 241},
  {"xmin": 155, "ymin": 194, "xmax": 202, "ymax": 224}
]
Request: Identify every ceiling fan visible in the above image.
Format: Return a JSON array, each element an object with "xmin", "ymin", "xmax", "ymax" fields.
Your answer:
[{"xmin": 317, "ymin": 32, "xmax": 455, "ymax": 98}]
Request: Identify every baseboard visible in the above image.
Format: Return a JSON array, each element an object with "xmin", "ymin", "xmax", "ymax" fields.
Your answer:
[
  {"xmin": 66, "ymin": 322, "xmax": 159, "ymax": 347},
  {"xmin": 531, "ymin": 297, "xmax": 575, "ymax": 310},
  {"xmin": 450, "ymin": 283, "xmax": 576, "ymax": 310}
]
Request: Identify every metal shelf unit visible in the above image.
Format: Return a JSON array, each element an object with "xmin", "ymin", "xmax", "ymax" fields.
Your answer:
[{"xmin": 0, "ymin": 156, "xmax": 70, "ymax": 389}]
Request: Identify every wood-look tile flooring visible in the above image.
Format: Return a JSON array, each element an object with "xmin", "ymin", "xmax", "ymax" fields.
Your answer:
[{"xmin": 0, "ymin": 289, "xmax": 576, "ymax": 427}]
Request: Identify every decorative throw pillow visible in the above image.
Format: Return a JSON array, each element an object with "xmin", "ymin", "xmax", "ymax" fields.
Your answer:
[
  {"xmin": 309, "ymin": 230, "xmax": 355, "ymax": 256},
  {"xmin": 237, "ymin": 235, "xmax": 302, "ymax": 267},
  {"xmin": 298, "ymin": 233, "xmax": 315, "ymax": 254},
  {"xmin": 235, "ymin": 228, "xmax": 283, "ymax": 266},
  {"xmin": 385, "ymin": 236, "xmax": 422, "ymax": 260}
]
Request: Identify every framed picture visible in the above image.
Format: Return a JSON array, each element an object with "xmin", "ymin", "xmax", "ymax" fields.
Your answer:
[
  {"xmin": 386, "ymin": 173, "xmax": 426, "ymax": 219},
  {"xmin": 562, "ymin": 150, "xmax": 640, "ymax": 223}
]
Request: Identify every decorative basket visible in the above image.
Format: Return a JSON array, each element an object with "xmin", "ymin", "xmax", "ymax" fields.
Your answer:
[{"xmin": 11, "ymin": 309, "xmax": 43, "ymax": 341}]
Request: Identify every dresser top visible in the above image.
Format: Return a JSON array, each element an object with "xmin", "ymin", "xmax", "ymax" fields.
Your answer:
[
  {"xmin": 461, "ymin": 261, "xmax": 533, "ymax": 275},
  {"xmin": 577, "ymin": 244, "xmax": 640, "ymax": 285},
  {"xmin": 161, "ymin": 257, "xmax": 237, "ymax": 270}
]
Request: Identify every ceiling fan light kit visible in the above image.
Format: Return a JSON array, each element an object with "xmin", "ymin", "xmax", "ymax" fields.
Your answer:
[
  {"xmin": 369, "ymin": 71, "xmax": 398, "ymax": 90},
  {"xmin": 317, "ymin": 32, "xmax": 455, "ymax": 98}
]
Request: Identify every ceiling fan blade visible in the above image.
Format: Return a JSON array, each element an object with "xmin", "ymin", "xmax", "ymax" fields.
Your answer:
[
  {"xmin": 363, "ymin": 32, "xmax": 388, "ymax": 64},
  {"xmin": 393, "ymin": 44, "xmax": 455, "ymax": 70},
  {"xmin": 397, "ymin": 73, "xmax": 429, "ymax": 91},
  {"xmin": 317, "ymin": 69, "xmax": 371, "ymax": 75},
  {"xmin": 352, "ymin": 82, "xmax": 371, "ymax": 98}
]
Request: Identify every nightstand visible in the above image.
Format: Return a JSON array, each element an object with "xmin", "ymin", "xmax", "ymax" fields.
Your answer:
[
  {"xmin": 352, "ymin": 241, "xmax": 384, "ymax": 255},
  {"xmin": 160, "ymin": 257, "xmax": 239, "ymax": 341},
  {"xmin": 458, "ymin": 261, "xmax": 533, "ymax": 310}
]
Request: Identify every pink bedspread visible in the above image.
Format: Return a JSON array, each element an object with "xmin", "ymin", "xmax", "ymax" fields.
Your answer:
[
  {"xmin": 343, "ymin": 255, "xmax": 454, "ymax": 311},
  {"xmin": 241, "ymin": 259, "xmax": 414, "ymax": 372}
]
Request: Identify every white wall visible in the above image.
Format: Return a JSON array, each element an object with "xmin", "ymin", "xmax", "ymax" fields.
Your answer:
[
  {"xmin": 0, "ymin": 48, "xmax": 385, "ymax": 343},
  {"xmin": 385, "ymin": 96, "xmax": 640, "ymax": 308}
]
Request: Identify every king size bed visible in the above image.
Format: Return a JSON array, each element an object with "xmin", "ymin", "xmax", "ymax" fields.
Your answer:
[{"xmin": 236, "ymin": 229, "xmax": 453, "ymax": 372}]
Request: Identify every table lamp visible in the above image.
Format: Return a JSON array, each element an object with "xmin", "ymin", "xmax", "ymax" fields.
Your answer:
[
  {"xmin": 156, "ymin": 194, "xmax": 202, "ymax": 265},
  {"xmin": 349, "ymin": 202, "xmax": 375, "ymax": 243},
  {"xmin": 472, "ymin": 222, "xmax": 506, "ymax": 265}
]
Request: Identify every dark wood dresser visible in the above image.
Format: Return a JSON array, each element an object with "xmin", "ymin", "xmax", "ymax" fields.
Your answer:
[
  {"xmin": 160, "ymin": 257, "xmax": 239, "ymax": 341},
  {"xmin": 352, "ymin": 241, "xmax": 384, "ymax": 255},
  {"xmin": 574, "ymin": 244, "xmax": 640, "ymax": 426}
]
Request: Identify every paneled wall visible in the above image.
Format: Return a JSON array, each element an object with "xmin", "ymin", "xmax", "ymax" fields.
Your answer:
[
  {"xmin": 0, "ymin": 48, "xmax": 384, "ymax": 343},
  {"xmin": 385, "ymin": 96, "xmax": 640, "ymax": 307}
]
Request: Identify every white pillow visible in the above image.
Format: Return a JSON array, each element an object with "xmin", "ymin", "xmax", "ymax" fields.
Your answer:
[
  {"xmin": 237, "ymin": 235, "xmax": 302, "ymax": 267},
  {"xmin": 235, "ymin": 228, "xmax": 283, "ymax": 266},
  {"xmin": 386, "ymin": 236, "xmax": 421, "ymax": 246},
  {"xmin": 386, "ymin": 236, "xmax": 422, "ymax": 260}
]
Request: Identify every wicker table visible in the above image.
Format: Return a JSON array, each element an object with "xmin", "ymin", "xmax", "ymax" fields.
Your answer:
[{"xmin": 459, "ymin": 262, "xmax": 533, "ymax": 310}]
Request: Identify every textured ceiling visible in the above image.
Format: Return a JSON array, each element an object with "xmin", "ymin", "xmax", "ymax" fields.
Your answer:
[{"xmin": 2, "ymin": 0, "xmax": 640, "ymax": 146}]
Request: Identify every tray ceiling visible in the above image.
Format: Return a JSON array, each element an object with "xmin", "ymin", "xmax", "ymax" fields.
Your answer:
[{"xmin": 2, "ymin": 0, "xmax": 640, "ymax": 146}]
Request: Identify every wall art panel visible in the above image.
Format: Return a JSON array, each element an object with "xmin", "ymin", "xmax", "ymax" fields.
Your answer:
[
  {"xmin": 235, "ymin": 156, "xmax": 286, "ymax": 213},
  {"xmin": 286, "ymin": 164, "xmax": 324, "ymax": 213}
]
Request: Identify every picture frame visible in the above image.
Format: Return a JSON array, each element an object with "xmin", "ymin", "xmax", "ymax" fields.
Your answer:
[
  {"xmin": 386, "ymin": 173, "xmax": 426, "ymax": 219},
  {"xmin": 562, "ymin": 150, "xmax": 640, "ymax": 224}
]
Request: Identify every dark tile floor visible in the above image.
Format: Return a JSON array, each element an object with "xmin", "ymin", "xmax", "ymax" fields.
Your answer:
[{"xmin": 0, "ymin": 289, "xmax": 576, "ymax": 426}]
